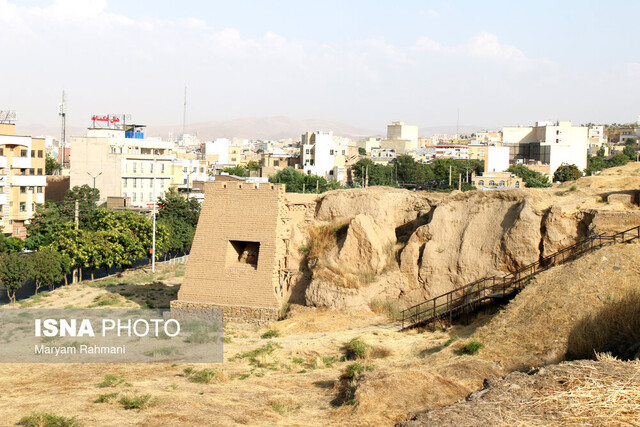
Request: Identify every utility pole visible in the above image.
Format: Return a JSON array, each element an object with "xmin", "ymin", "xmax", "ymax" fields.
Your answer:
[
  {"xmin": 74, "ymin": 200, "xmax": 79, "ymax": 230},
  {"xmin": 365, "ymin": 165, "xmax": 369, "ymax": 188},
  {"xmin": 459, "ymin": 173, "xmax": 462, "ymax": 191},
  {"xmin": 316, "ymin": 180, "xmax": 319, "ymax": 192},
  {"xmin": 152, "ymin": 155, "xmax": 157, "ymax": 273},
  {"xmin": 58, "ymin": 90, "xmax": 66, "ymax": 170},
  {"xmin": 73, "ymin": 199, "xmax": 79, "ymax": 284},
  {"xmin": 302, "ymin": 183, "xmax": 305, "ymax": 193},
  {"xmin": 87, "ymin": 172, "xmax": 102, "ymax": 211},
  {"xmin": 449, "ymin": 165, "xmax": 452, "ymax": 187}
]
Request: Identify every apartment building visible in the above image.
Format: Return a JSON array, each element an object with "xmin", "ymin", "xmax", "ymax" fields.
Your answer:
[
  {"xmin": 380, "ymin": 121, "xmax": 419, "ymax": 152},
  {"xmin": 300, "ymin": 131, "xmax": 348, "ymax": 181},
  {"xmin": 0, "ymin": 123, "xmax": 46, "ymax": 237},
  {"xmin": 502, "ymin": 121, "xmax": 588, "ymax": 176},
  {"xmin": 70, "ymin": 122, "xmax": 174, "ymax": 207},
  {"xmin": 435, "ymin": 144, "xmax": 469, "ymax": 160}
]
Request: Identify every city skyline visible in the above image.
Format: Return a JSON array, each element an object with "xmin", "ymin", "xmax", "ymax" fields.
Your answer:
[{"xmin": 1, "ymin": 0, "xmax": 639, "ymax": 134}]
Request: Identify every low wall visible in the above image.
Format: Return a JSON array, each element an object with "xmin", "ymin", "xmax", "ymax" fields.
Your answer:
[{"xmin": 170, "ymin": 300, "xmax": 279, "ymax": 326}]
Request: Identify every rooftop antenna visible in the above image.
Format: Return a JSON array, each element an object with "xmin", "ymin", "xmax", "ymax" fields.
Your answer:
[
  {"xmin": 58, "ymin": 90, "xmax": 66, "ymax": 168},
  {"xmin": 456, "ymin": 108, "xmax": 460, "ymax": 141},
  {"xmin": 182, "ymin": 86, "xmax": 187, "ymax": 138}
]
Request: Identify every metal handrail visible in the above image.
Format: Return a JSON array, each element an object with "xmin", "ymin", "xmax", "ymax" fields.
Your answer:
[{"xmin": 401, "ymin": 224, "xmax": 640, "ymax": 329}]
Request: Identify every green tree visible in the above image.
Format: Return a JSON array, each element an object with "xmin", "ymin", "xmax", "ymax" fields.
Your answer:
[
  {"xmin": 358, "ymin": 147, "xmax": 366, "ymax": 155},
  {"xmin": 392, "ymin": 155, "xmax": 424, "ymax": 183},
  {"xmin": 31, "ymin": 248, "xmax": 65, "ymax": 293},
  {"xmin": 507, "ymin": 164, "xmax": 551, "ymax": 188},
  {"xmin": 156, "ymin": 188, "xmax": 201, "ymax": 254},
  {"xmin": 45, "ymin": 154, "xmax": 61, "ymax": 175},
  {"xmin": 25, "ymin": 202, "xmax": 72, "ymax": 249},
  {"xmin": 269, "ymin": 167, "xmax": 305, "ymax": 192},
  {"xmin": 246, "ymin": 160, "xmax": 261, "ymax": 171},
  {"xmin": 0, "ymin": 234, "xmax": 26, "ymax": 254},
  {"xmin": 553, "ymin": 163, "xmax": 583, "ymax": 182},
  {"xmin": 607, "ymin": 153, "xmax": 630, "ymax": 167},
  {"xmin": 0, "ymin": 253, "xmax": 32, "ymax": 303},
  {"xmin": 221, "ymin": 166, "xmax": 248, "ymax": 177},
  {"xmin": 352, "ymin": 159, "xmax": 395, "ymax": 186}
]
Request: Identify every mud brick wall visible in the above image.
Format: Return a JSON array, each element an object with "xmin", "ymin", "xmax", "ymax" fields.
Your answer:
[{"xmin": 177, "ymin": 182, "xmax": 285, "ymax": 309}]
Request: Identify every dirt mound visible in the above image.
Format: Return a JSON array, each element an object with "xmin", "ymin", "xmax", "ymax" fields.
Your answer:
[
  {"xmin": 400, "ymin": 359, "xmax": 640, "ymax": 426},
  {"xmin": 301, "ymin": 164, "xmax": 640, "ymax": 311},
  {"xmin": 473, "ymin": 242, "xmax": 640, "ymax": 371}
]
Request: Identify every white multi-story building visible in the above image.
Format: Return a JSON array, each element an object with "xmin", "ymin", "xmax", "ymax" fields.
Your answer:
[
  {"xmin": 300, "ymin": 131, "xmax": 348, "ymax": 181},
  {"xmin": 435, "ymin": 144, "xmax": 469, "ymax": 160},
  {"xmin": 71, "ymin": 122, "xmax": 174, "ymax": 207},
  {"xmin": 502, "ymin": 121, "xmax": 588, "ymax": 176}
]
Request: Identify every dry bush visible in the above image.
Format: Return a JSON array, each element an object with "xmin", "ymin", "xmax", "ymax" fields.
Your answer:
[
  {"xmin": 370, "ymin": 346, "xmax": 392, "ymax": 359},
  {"xmin": 566, "ymin": 289, "xmax": 640, "ymax": 360},
  {"xmin": 305, "ymin": 220, "xmax": 351, "ymax": 261},
  {"xmin": 369, "ymin": 299, "xmax": 403, "ymax": 321}
]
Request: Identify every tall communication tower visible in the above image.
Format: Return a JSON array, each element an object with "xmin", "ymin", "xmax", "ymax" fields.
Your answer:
[
  {"xmin": 182, "ymin": 86, "xmax": 187, "ymax": 137},
  {"xmin": 58, "ymin": 90, "xmax": 66, "ymax": 168}
]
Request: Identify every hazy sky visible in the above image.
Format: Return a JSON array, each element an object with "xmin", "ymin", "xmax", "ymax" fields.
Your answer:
[{"xmin": 1, "ymin": 0, "xmax": 639, "ymax": 132}]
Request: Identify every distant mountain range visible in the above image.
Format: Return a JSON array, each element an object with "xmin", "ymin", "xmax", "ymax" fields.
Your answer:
[
  {"xmin": 148, "ymin": 116, "xmax": 381, "ymax": 141},
  {"xmin": 18, "ymin": 117, "xmax": 490, "ymax": 141}
]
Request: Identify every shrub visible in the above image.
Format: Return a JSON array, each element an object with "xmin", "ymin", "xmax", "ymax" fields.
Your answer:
[
  {"xmin": 566, "ymin": 290, "xmax": 640, "ymax": 360},
  {"xmin": 369, "ymin": 299, "xmax": 403, "ymax": 321},
  {"xmin": 119, "ymin": 394, "xmax": 153, "ymax": 410},
  {"xmin": 18, "ymin": 413, "xmax": 82, "ymax": 427},
  {"xmin": 344, "ymin": 337, "xmax": 370, "ymax": 360},
  {"xmin": 460, "ymin": 340, "xmax": 484, "ymax": 355},
  {"xmin": 569, "ymin": 185, "xmax": 578, "ymax": 191},
  {"xmin": 94, "ymin": 392, "xmax": 119, "ymax": 403},
  {"xmin": 184, "ymin": 368, "xmax": 220, "ymax": 384},
  {"xmin": 98, "ymin": 374, "xmax": 126, "ymax": 388},
  {"xmin": 261, "ymin": 329, "xmax": 280, "ymax": 339},
  {"xmin": 335, "ymin": 362, "xmax": 374, "ymax": 405},
  {"xmin": 443, "ymin": 335, "xmax": 459, "ymax": 347}
]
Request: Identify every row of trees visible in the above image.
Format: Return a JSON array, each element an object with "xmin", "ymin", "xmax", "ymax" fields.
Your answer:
[
  {"xmin": 352, "ymin": 156, "xmax": 484, "ymax": 190},
  {"xmin": 268, "ymin": 168, "xmax": 344, "ymax": 193},
  {"xmin": 0, "ymin": 184, "xmax": 201, "ymax": 301},
  {"xmin": 0, "ymin": 248, "xmax": 70, "ymax": 302}
]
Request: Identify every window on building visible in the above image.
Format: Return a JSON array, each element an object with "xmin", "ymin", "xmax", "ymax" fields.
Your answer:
[
  {"xmin": 37, "ymin": 187, "xmax": 42, "ymax": 193},
  {"xmin": 149, "ymin": 192, "xmax": 153, "ymax": 201},
  {"xmin": 515, "ymin": 181, "xmax": 520, "ymax": 188},
  {"xmin": 19, "ymin": 202, "xmax": 26, "ymax": 212},
  {"xmin": 38, "ymin": 150, "xmax": 43, "ymax": 158},
  {"xmin": 193, "ymin": 167, "xmax": 197, "ymax": 172},
  {"xmin": 29, "ymin": 168, "xmax": 34, "ymax": 175},
  {"xmin": 123, "ymin": 178, "xmax": 127, "ymax": 187},
  {"xmin": 556, "ymin": 130, "xmax": 560, "ymax": 135},
  {"xmin": 183, "ymin": 167, "xmax": 187, "ymax": 173},
  {"xmin": 21, "ymin": 150, "xmax": 27, "ymax": 157},
  {"xmin": 150, "ymin": 163, "xmax": 153, "ymax": 173},
  {"xmin": 305, "ymin": 149, "xmax": 310, "ymax": 154},
  {"xmin": 37, "ymin": 168, "xmax": 42, "ymax": 175},
  {"xmin": 228, "ymin": 240, "xmax": 260, "ymax": 268},
  {"xmin": 20, "ymin": 186, "xmax": 26, "ymax": 194},
  {"xmin": 124, "ymin": 192, "xmax": 127, "ymax": 198},
  {"xmin": 20, "ymin": 169, "xmax": 26, "ymax": 175},
  {"xmin": 556, "ymin": 139, "xmax": 559, "ymax": 143},
  {"xmin": 133, "ymin": 163, "xmax": 137, "ymax": 173},
  {"xmin": 489, "ymin": 180, "xmax": 495, "ymax": 186},
  {"xmin": 499, "ymin": 181, "xmax": 505, "ymax": 186},
  {"xmin": 133, "ymin": 178, "xmax": 137, "ymax": 188},
  {"xmin": 330, "ymin": 150, "xmax": 334, "ymax": 155},
  {"xmin": 133, "ymin": 193, "xmax": 136, "ymax": 201},
  {"xmin": 161, "ymin": 163, "xmax": 165, "ymax": 173},
  {"xmin": 329, "ymin": 170, "xmax": 334, "ymax": 175},
  {"xmin": 0, "ymin": 148, "xmax": 4, "ymax": 156}
]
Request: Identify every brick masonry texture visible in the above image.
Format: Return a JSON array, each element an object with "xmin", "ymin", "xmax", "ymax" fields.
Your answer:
[{"xmin": 174, "ymin": 182, "xmax": 316, "ymax": 324}]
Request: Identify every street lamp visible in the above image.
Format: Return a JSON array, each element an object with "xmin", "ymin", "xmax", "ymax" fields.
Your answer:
[
  {"xmin": 152, "ymin": 155, "xmax": 157, "ymax": 273},
  {"xmin": 87, "ymin": 171, "xmax": 102, "ymax": 210}
]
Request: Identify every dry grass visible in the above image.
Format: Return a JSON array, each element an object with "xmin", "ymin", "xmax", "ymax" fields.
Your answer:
[
  {"xmin": 523, "ymin": 362, "xmax": 640, "ymax": 425},
  {"xmin": 567, "ymin": 289, "xmax": 640, "ymax": 360}
]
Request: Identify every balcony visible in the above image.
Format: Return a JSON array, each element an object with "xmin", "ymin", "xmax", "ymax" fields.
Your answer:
[
  {"xmin": 12, "ymin": 175, "xmax": 46, "ymax": 187},
  {"xmin": 12, "ymin": 157, "xmax": 31, "ymax": 169}
]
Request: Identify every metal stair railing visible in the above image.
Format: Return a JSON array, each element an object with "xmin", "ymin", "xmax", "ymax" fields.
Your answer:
[{"xmin": 401, "ymin": 224, "xmax": 640, "ymax": 330}]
